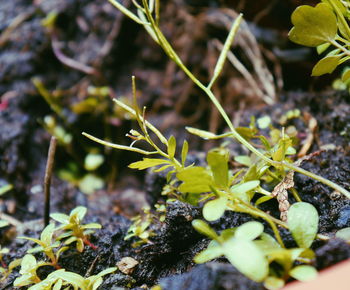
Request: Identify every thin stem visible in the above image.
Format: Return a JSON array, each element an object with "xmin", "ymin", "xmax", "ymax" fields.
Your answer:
[
  {"xmin": 330, "ymin": 40, "xmax": 350, "ymax": 57},
  {"xmin": 44, "ymin": 136, "xmax": 57, "ymax": 227}
]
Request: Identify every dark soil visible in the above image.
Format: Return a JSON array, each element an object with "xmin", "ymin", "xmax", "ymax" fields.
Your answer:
[{"xmin": 1, "ymin": 0, "xmax": 349, "ymax": 289}]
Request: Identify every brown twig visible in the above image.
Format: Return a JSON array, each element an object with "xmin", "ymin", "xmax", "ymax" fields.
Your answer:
[{"xmin": 44, "ymin": 136, "xmax": 57, "ymax": 227}]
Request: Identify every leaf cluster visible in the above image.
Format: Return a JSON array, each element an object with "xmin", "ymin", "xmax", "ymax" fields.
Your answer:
[{"xmin": 289, "ymin": 1, "xmax": 350, "ymax": 77}]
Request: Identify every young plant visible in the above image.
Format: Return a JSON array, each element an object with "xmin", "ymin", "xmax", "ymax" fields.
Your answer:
[
  {"xmin": 13, "ymin": 254, "xmax": 50, "ymax": 287},
  {"xmin": 50, "ymin": 206, "xmax": 101, "ymax": 252},
  {"xmin": 18, "ymin": 223, "xmax": 66, "ymax": 268},
  {"xmin": 289, "ymin": 0, "xmax": 350, "ymax": 77},
  {"xmin": 27, "ymin": 269, "xmax": 66, "ymax": 290},
  {"xmin": 52, "ymin": 267, "xmax": 117, "ymax": 290},
  {"xmin": 101, "ymin": 0, "xmax": 350, "ymax": 199}
]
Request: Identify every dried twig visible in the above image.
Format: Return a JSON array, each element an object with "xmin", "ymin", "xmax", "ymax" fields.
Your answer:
[{"xmin": 44, "ymin": 136, "xmax": 57, "ymax": 227}]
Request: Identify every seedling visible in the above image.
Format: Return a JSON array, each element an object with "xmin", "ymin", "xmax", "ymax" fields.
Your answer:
[
  {"xmin": 13, "ymin": 254, "xmax": 50, "ymax": 287},
  {"xmin": 52, "ymin": 267, "xmax": 117, "ymax": 290},
  {"xmin": 18, "ymin": 223, "xmax": 67, "ymax": 268},
  {"xmin": 50, "ymin": 206, "xmax": 101, "ymax": 252}
]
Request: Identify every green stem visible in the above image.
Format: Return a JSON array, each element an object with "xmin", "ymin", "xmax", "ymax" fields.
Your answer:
[{"xmin": 331, "ymin": 40, "xmax": 350, "ymax": 57}]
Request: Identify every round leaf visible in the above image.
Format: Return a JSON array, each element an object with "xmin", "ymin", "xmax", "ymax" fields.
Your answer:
[
  {"xmin": 235, "ymin": 221, "xmax": 264, "ymax": 241},
  {"xmin": 289, "ymin": 265, "xmax": 317, "ymax": 282},
  {"xmin": 311, "ymin": 56, "xmax": 340, "ymax": 76},
  {"xmin": 289, "ymin": 4, "xmax": 337, "ymax": 47},
  {"xmin": 203, "ymin": 197, "xmax": 227, "ymax": 221},
  {"xmin": 223, "ymin": 239, "xmax": 268, "ymax": 282},
  {"xmin": 287, "ymin": 202, "xmax": 319, "ymax": 248},
  {"xmin": 335, "ymin": 227, "xmax": 350, "ymax": 241}
]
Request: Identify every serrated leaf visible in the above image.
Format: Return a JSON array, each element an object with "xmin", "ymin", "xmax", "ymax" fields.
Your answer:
[
  {"xmin": 194, "ymin": 245, "xmax": 223, "ymax": 263},
  {"xmin": 311, "ymin": 55, "xmax": 340, "ymax": 76},
  {"xmin": 235, "ymin": 221, "xmax": 264, "ymax": 241},
  {"xmin": 289, "ymin": 3, "xmax": 337, "ymax": 47},
  {"xmin": 192, "ymin": 219, "xmax": 219, "ymax": 240},
  {"xmin": 289, "ymin": 265, "xmax": 317, "ymax": 282},
  {"xmin": 203, "ymin": 197, "xmax": 227, "ymax": 221},
  {"xmin": 186, "ymin": 127, "xmax": 217, "ymax": 139},
  {"xmin": 177, "ymin": 167, "xmax": 213, "ymax": 193},
  {"xmin": 222, "ymin": 239, "xmax": 268, "ymax": 282},
  {"xmin": 167, "ymin": 136, "xmax": 176, "ymax": 159},
  {"xmin": 207, "ymin": 150, "xmax": 229, "ymax": 188},
  {"xmin": 181, "ymin": 140, "xmax": 188, "ymax": 166},
  {"xmin": 287, "ymin": 202, "xmax": 319, "ymax": 248},
  {"xmin": 129, "ymin": 158, "xmax": 169, "ymax": 170}
]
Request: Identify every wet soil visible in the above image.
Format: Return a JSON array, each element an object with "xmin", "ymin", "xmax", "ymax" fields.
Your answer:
[{"xmin": 1, "ymin": 0, "xmax": 350, "ymax": 289}]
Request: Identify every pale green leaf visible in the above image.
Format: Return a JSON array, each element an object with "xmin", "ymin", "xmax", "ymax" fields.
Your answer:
[
  {"xmin": 234, "ymin": 155, "xmax": 251, "ymax": 167},
  {"xmin": 203, "ymin": 197, "xmax": 227, "ymax": 221},
  {"xmin": 289, "ymin": 3, "xmax": 337, "ymax": 47},
  {"xmin": 84, "ymin": 153, "xmax": 104, "ymax": 171},
  {"xmin": 287, "ymin": 202, "xmax": 319, "ymax": 248},
  {"xmin": 50, "ymin": 213, "xmax": 69, "ymax": 224},
  {"xmin": 264, "ymin": 276, "xmax": 285, "ymax": 290},
  {"xmin": 71, "ymin": 206, "xmax": 87, "ymax": 221},
  {"xmin": 194, "ymin": 245, "xmax": 223, "ymax": 263},
  {"xmin": 192, "ymin": 219, "xmax": 219, "ymax": 240},
  {"xmin": 257, "ymin": 116, "xmax": 271, "ymax": 129},
  {"xmin": 167, "ymin": 136, "xmax": 176, "ymax": 159},
  {"xmin": 186, "ymin": 127, "xmax": 218, "ymax": 139},
  {"xmin": 78, "ymin": 174, "xmax": 104, "ymax": 195},
  {"xmin": 223, "ymin": 239, "xmax": 268, "ymax": 282},
  {"xmin": 335, "ymin": 227, "xmax": 350, "ymax": 241},
  {"xmin": 129, "ymin": 158, "xmax": 169, "ymax": 170},
  {"xmin": 311, "ymin": 55, "xmax": 340, "ymax": 76},
  {"xmin": 177, "ymin": 167, "xmax": 213, "ymax": 193},
  {"xmin": 235, "ymin": 221, "xmax": 264, "ymax": 241},
  {"xmin": 181, "ymin": 140, "xmax": 189, "ymax": 166},
  {"xmin": 231, "ymin": 180, "xmax": 260, "ymax": 195},
  {"xmin": 316, "ymin": 42, "xmax": 331, "ymax": 54},
  {"xmin": 0, "ymin": 220, "xmax": 9, "ymax": 228},
  {"xmin": 289, "ymin": 265, "xmax": 318, "ymax": 282},
  {"xmin": 207, "ymin": 150, "xmax": 229, "ymax": 187}
]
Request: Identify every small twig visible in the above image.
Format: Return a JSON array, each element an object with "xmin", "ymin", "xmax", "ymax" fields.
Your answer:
[
  {"xmin": 51, "ymin": 33, "xmax": 98, "ymax": 75},
  {"xmin": 85, "ymin": 255, "xmax": 99, "ymax": 277},
  {"xmin": 44, "ymin": 136, "xmax": 57, "ymax": 227}
]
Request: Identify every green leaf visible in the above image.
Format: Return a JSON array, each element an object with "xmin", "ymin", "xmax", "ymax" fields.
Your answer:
[
  {"xmin": 167, "ymin": 136, "xmax": 176, "ymax": 159},
  {"xmin": 222, "ymin": 239, "xmax": 268, "ymax": 282},
  {"xmin": 257, "ymin": 116, "xmax": 271, "ymax": 129},
  {"xmin": 272, "ymin": 138, "xmax": 292, "ymax": 162},
  {"xmin": 335, "ymin": 227, "xmax": 350, "ymax": 241},
  {"xmin": 78, "ymin": 174, "xmax": 104, "ymax": 195},
  {"xmin": 192, "ymin": 219, "xmax": 219, "ymax": 240},
  {"xmin": 311, "ymin": 55, "xmax": 340, "ymax": 76},
  {"xmin": 177, "ymin": 167, "xmax": 213, "ymax": 193},
  {"xmin": 287, "ymin": 202, "xmax": 319, "ymax": 248},
  {"xmin": 203, "ymin": 197, "xmax": 227, "ymax": 221},
  {"xmin": 0, "ymin": 184, "xmax": 13, "ymax": 196},
  {"xmin": 289, "ymin": 3, "xmax": 337, "ymax": 47},
  {"xmin": 231, "ymin": 180, "xmax": 260, "ymax": 195},
  {"xmin": 235, "ymin": 221, "xmax": 264, "ymax": 241},
  {"xmin": 186, "ymin": 127, "xmax": 217, "ymax": 139},
  {"xmin": 84, "ymin": 153, "xmax": 104, "ymax": 171},
  {"xmin": 341, "ymin": 68, "xmax": 350, "ymax": 82},
  {"xmin": 234, "ymin": 155, "xmax": 251, "ymax": 167},
  {"xmin": 316, "ymin": 42, "xmax": 331, "ymax": 54},
  {"xmin": 289, "ymin": 265, "xmax": 317, "ymax": 282},
  {"xmin": 207, "ymin": 150, "xmax": 229, "ymax": 188},
  {"xmin": 50, "ymin": 213, "xmax": 69, "ymax": 224},
  {"xmin": 71, "ymin": 206, "xmax": 87, "ymax": 221},
  {"xmin": 264, "ymin": 276, "xmax": 285, "ymax": 290},
  {"xmin": 181, "ymin": 140, "xmax": 189, "ymax": 166},
  {"xmin": 194, "ymin": 245, "xmax": 223, "ymax": 263},
  {"xmin": 129, "ymin": 158, "xmax": 169, "ymax": 170}
]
